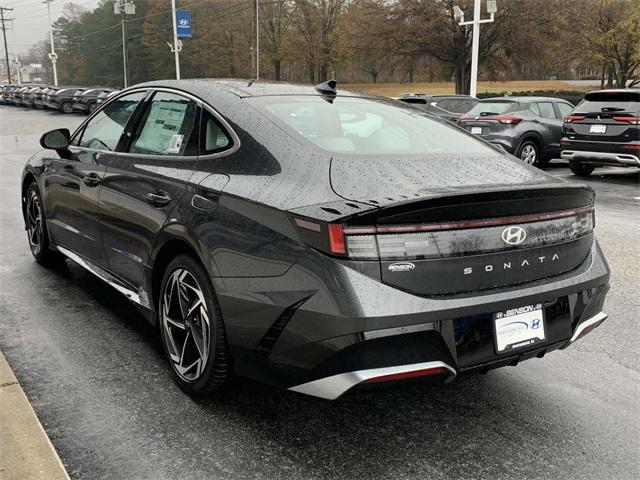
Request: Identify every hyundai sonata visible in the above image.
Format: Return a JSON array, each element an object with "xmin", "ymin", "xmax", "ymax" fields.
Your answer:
[{"xmin": 21, "ymin": 80, "xmax": 610, "ymax": 399}]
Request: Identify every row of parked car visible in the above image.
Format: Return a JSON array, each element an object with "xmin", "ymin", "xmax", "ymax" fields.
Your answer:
[
  {"xmin": 395, "ymin": 89, "xmax": 640, "ymax": 176},
  {"xmin": 0, "ymin": 84, "xmax": 119, "ymax": 114}
]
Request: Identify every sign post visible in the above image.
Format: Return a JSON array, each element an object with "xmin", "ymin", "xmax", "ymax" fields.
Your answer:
[{"xmin": 170, "ymin": 4, "xmax": 191, "ymax": 79}]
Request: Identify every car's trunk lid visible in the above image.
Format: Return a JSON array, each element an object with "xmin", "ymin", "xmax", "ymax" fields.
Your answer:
[{"xmin": 328, "ymin": 155, "xmax": 595, "ymax": 295}]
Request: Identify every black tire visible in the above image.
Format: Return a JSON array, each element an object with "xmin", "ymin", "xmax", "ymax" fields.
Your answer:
[
  {"xmin": 60, "ymin": 101, "xmax": 73, "ymax": 114},
  {"xmin": 516, "ymin": 139, "xmax": 542, "ymax": 167},
  {"xmin": 88, "ymin": 102, "xmax": 97, "ymax": 113},
  {"xmin": 25, "ymin": 182, "xmax": 63, "ymax": 264},
  {"xmin": 570, "ymin": 161, "xmax": 595, "ymax": 177},
  {"xmin": 158, "ymin": 253, "xmax": 230, "ymax": 396}
]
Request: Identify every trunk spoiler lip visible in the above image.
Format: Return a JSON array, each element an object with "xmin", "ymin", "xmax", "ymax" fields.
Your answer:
[{"xmin": 289, "ymin": 182, "xmax": 594, "ymax": 224}]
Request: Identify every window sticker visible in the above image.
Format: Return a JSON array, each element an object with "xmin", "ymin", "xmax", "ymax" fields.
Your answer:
[
  {"xmin": 134, "ymin": 101, "xmax": 189, "ymax": 154},
  {"xmin": 167, "ymin": 134, "xmax": 184, "ymax": 154}
]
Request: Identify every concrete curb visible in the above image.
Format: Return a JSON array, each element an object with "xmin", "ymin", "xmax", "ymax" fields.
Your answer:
[{"xmin": 0, "ymin": 351, "xmax": 70, "ymax": 480}]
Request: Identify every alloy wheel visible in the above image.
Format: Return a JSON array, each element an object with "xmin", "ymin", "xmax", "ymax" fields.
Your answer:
[
  {"xmin": 520, "ymin": 144, "xmax": 537, "ymax": 165},
  {"xmin": 161, "ymin": 268, "xmax": 211, "ymax": 382},
  {"xmin": 62, "ymin": 102, "xmax": 73, "ymax": 114},
  {"xmin": 26, "ymin": 190, "xmax": 43, "ymax": 256}
]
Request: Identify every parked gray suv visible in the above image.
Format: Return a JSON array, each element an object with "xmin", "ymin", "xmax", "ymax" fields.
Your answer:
[{"xmin": 459, "ymin": 97, "xmax": 574, "ymax": 166}]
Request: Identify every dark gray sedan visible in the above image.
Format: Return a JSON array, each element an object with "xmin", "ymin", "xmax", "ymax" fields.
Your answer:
[{"xmin": 20, "ymin": 80, "xmax": 609, "ymax": 400}]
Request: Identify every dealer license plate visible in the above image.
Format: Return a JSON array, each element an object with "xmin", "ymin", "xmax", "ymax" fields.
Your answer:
[
  {"xmin": 494, "ymin": 304, "xmax": 545, "ymax": 353},
  {"xmin": 471, "ymin": 127, "xmax": 483, "ymax": 135},
  {"xmin": 590, "ymin": 124, "xmax": 606, "ymax": 134}
]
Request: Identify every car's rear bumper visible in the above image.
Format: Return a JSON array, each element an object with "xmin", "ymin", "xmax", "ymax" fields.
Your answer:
[
  {"xmin": 561, "ymin": 149, "xmax": 640, "ymax": 167},
  {"xmin": 216, "ymin": 241, "xmax": 610, "ymax": 399}
]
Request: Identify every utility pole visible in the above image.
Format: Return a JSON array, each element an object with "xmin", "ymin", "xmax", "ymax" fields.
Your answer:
[
  {"xmin": 170, "ymin": 0, "xmax": 180, "ymax": 79},
  {"xmin": 9, "ymin": 19, "xmax": 20, "ymax": 85},
  {"xmin": 43, "ymin": 0, "xmax": 58, "ymax": 86},
  {"xmin": 114, "ymin": 0, "xmax": 135, "ymax": 88},
  {"xmin": 0, "ymin": 6, "xmax": 13, "ymax": 85},
  {"xmin": 454, "ymin": 0, "xmax": 497, "ymax": 97}
]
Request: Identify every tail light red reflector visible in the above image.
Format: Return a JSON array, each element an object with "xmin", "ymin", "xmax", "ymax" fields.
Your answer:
[
  {"xmin": 363, "ymin": 366, "xmax": 449, "ymax": 384},
  {"xmin": 328, "ymin": 224, "xmax": 346, "ymax": 254},
  {"xmin": 612, "ymin": 116, "xmax": 640, "ymax": 125},
  {"xmin": 623, "ymin": 145, "xmax": 640, "ymax": 150},
  {"xmin": 493, "ymin": 114, "xmax": 522, "ymax": 125},
  {"xmin": 564, "ymin": 115, "xmax": 586, "ymax": 123}
]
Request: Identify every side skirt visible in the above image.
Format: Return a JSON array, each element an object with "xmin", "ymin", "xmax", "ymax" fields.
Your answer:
[{"xmin": 56, "ymin": 245, "xmax": 151, "ymax": 309}]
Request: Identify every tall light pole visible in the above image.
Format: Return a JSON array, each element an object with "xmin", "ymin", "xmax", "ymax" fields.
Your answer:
[
  {"xmin": 170, "ymin": 0, "xmax": 180, "ymax": 79},
  {"xmin": 255, "ymin": 0, "xmax": 259, "ymax": 79},
  {"xmin": 454, "ymin": 0, "xmax": 497, "ymax": 97},
  {"xmin": 43, "ymin": 0, "xmax": 58, "ymax": 86},
  {"xmin": 114, "ymin": 0, "xmax": 135, "ymax": 88},
  {"xmin": 9, "ymin": 19, "xmax": 21, "ymax": 85}
]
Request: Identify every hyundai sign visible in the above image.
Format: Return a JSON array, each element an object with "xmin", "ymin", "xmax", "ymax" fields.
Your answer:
[{"xmin": 176, "ymin": 10, "xmax": 192, "ymax": 38}]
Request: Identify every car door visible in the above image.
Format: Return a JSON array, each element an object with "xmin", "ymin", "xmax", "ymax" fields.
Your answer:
[
  {"xmin": 534, "ymin": 101, "xmax": 564, "ymax": 156},
  {"xmin": 98, "ymin": 90, "xmax": 201, "ymax": 290},
  {"xmin": 43, "ymin": 91, "xmax": 147, "ymax": 266}
]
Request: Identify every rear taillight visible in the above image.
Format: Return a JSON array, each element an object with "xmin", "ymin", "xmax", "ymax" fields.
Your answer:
[
  {"xmin": 623, "ymin": 145, "xmax": 640, "ymax": 150},
  {"xmin": 292, "ymin": 207, "xmax": 594, "ymax": 260},
  {"xmin": 459, "ymin": 114, "xmax": 521, "ymax": 124},
  {"xmin": 612, "ymin": 116, "xmax": 640, "ymax": 125},
  {"xmin": 564, "ymin": 115, "xmax": 586, "ymax": 123},
  {"xmin": 492, "ymin": 114, "xmax": 522, "ymax": 125},
  {"xmin": 327, "ymin": 224, "xmax": 346, "ymax": 254}
]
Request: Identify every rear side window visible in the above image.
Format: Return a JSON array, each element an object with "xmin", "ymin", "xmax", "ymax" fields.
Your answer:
[
  {"xmin": 557, "ymin": 103, "xmax": 573, "ymax": 117},
  {"xmin": 129, "ymin": 92, "xmax": 199, "ymax": 156},
  {"xmin": 200, "ymin": 109, "xmax": 232, "ymax": 155},
  {"xmin": 576, "ymin": 91, "xmax": 640, "ymax": 113},
  {"xmin": 466, "ymin": 101, "xmax": 519, "ymax": 116},
  {"xmin": 536, "ymin": 102, "xmax": 557, "ymax": 119}
]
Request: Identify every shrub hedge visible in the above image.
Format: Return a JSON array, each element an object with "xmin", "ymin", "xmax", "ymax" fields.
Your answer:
[{"xmin": 477, "ymin": 90, "xmax": 587, "ymax": 105}]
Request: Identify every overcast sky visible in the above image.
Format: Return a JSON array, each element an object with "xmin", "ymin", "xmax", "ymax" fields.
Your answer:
[{"xmin": 2, "ymin": 0, "xmax": 102, "ymax": 57}]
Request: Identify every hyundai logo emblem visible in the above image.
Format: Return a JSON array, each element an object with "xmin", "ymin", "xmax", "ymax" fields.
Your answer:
[
  {"xmin": 501, "ymin": 226, "xmax": 527, "ymax": 245},
  {"xmin": 178, "ymin": 19, "xmax": 189, "ymax": 26}
]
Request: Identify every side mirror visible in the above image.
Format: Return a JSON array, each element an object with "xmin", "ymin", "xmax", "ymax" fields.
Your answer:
[{"xmin": 40, "ymin": 128, "xmax": 70, "ymax": 151}]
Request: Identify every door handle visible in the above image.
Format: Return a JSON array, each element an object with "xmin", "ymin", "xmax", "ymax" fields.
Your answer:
[
  {"xmin": 146, "ymin": 191, "xmax": 171, "ymax": 207},
  {"xmin": 83, "ymin": 172, "xmax": 101, "ymax": 187},
  {"xmin": 532, "ymin": 119, "xmax": 540, "ymax": 124}
]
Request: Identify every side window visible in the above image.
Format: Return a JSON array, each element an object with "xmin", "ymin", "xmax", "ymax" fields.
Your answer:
[
  {"xmin": 528, "ymin": 103, "xmax": 541, "ymax": 116},
  {"xmin": 537, "ymin": 102, "xmax": 556, "ymax": 119},
  {"xmin": 77, "ymin": 91, "xmax": 146, "ymax": 151},
  {"xmin": 129, "ymin": 92, "xmax": 199, "ymax": 156},
  {"xmin": 557, "ymin": 103, "xmax": 573, "ymax": 118},
  {"xmin": 200, "ymin": 109, "xmax": 232, "ymax": 155}
]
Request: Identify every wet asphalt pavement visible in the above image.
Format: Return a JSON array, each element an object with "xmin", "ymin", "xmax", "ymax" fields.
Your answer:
[{"xmin": 0, "ymin": 106, "xmax": 638, "ymax": 480}]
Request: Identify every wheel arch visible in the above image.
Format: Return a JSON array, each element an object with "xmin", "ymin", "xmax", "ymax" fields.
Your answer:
[
  {"xmin": 21, "ymin": 170, "xmax": 38, "ymax": 227},
  {"xmin": 148, "ymin": 225, "xmax": 219, "ymax": 324},
  {"xmin": 516, "ymin": 133, "xmax": 543, "ymax": 153}
]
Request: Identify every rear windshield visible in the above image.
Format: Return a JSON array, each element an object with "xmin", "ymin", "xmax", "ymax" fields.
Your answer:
[
  {"xmin": 248, "ymin": 96, "xmax": 496, "ymax": 156},
  {"xmin": 432, "ymin": 98, "xmax": 478, "ymax": 114},
  {"xmin": 575, "ymin": 91, "xmax": 640, "ymax": 114},
  {"xmin": 466, "ymin": 101, "xmax": 520, "ymax": 116}
]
